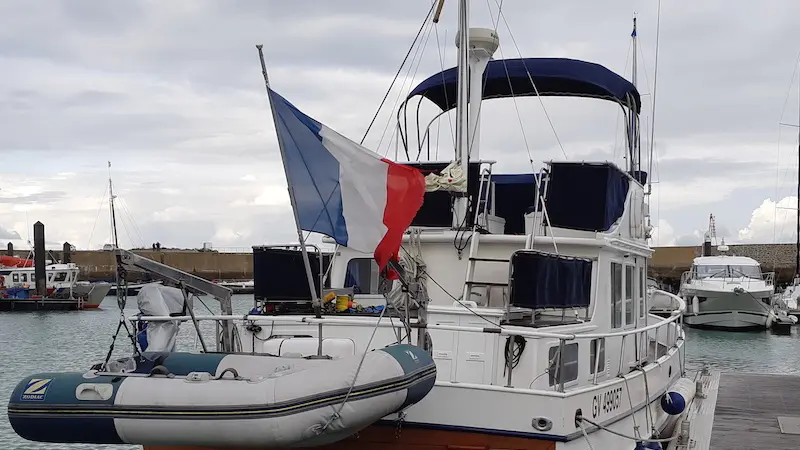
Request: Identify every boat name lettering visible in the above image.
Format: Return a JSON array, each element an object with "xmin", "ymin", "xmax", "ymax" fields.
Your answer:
[{"xmin": 591, "ymin": 387, "xmax": 622, "ymax": 418}]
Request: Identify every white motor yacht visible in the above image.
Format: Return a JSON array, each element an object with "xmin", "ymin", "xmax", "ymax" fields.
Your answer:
[{"xmin": 681, "ymin": 246, "xmax": 774, "ymax": 330}]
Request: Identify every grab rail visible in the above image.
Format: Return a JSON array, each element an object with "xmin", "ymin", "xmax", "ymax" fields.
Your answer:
[{"xmin": 127, "ymin": 289, "xmax": 685, "ymax": 342}]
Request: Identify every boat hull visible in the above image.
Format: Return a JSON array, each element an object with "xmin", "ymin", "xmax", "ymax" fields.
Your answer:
[
  {"xmin": 143, "ymin": 425, "xmax": 557, "ymax": 450},
  {"xmin": 73, "ymin": 282, "xmax": 112, "ymax": 309},
  {"xmin": 681, "ymin": 287, "xmax": 772, "ymax": 330},
  {"xmin": 7, "ymin": 345, "xmax": 436, "ymax": 448}
]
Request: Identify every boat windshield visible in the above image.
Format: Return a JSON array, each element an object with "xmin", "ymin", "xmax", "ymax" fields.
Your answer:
[
  {"xmin": 728, "ymin": 265, "xmax": 762, "ymax": 278},
  {"xmin": 694, "ymin": 264, "xmax": 762, "ymax": 279}
]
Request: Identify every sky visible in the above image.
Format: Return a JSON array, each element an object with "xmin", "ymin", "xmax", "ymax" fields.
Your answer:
[{"xmin": 0, "ymin": 0, "xmax": 799, "ymax": 251}]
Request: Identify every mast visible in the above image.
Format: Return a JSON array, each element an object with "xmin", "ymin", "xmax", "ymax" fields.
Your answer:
[
  {"xmin": 629, "ymin": 15, "xmax": 640, "ymax": 173},
  {"xmin": 452, "ymin": 0, "xmax": 470, "ymax": 228},
  {"xmin": 108, "ymin": 161, "xmax": 120, "ymax": 249},
  {"xmin": 796, "ymin": 74, "xmax": 799, "ymax": 279}
]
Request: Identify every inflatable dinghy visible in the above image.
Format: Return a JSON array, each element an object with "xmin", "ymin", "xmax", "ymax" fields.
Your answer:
[{"xmin": 8, "ymin": 343, "xmax": 436, "ymax": 448}]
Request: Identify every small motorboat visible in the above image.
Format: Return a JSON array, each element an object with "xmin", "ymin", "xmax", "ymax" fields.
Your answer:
[{"xmin": 8, "ymin": 283, "xmax": 436, "ymax": 448}]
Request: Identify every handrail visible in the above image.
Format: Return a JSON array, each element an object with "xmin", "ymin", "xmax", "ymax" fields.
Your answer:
[{"xmin": 128, "ymin": 289, "xmax": 684, "ymax": 342}]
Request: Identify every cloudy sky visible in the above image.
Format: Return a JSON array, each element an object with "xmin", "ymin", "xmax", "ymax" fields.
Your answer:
[{"xmin": 0, "ymin": 0, "xmax": 799, "ymax": 251}]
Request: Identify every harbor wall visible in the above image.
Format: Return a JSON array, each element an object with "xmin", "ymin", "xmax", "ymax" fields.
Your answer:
[
  {"xmin": 10, "ymin": 243, "xmax": 798, "ymax": 285},
  {"xmin": 20, "ymin": 250, "xmax": 254, "ymax": 282}
]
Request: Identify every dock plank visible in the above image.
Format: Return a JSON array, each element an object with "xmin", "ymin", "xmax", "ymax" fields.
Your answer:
[{"xmin": 710, "ymin": 372, "xmax": 800, "ymax": 450}]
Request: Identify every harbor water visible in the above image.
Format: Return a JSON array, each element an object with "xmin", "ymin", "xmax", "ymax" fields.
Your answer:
[{"xmin": 3, "ymin": 296, "xmax": 800, "ymax": 449}]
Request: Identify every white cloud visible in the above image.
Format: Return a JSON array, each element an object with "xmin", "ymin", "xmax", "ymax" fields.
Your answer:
[
  {"xmin": 1, "ymin": 0, "xmax": 799, "ymax": 252},
  {"xmin": 649, "ymin": 219, "xmax": 676, "ymax": 247},
  {"xmin": 738, "ymin": 196, "xmax": 798, "ymax": 243}
]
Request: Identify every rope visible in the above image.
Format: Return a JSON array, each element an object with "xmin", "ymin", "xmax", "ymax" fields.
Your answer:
[
  {"xmin": 578, "ymin": 416, "xmax": 678, "ymax": 445},
  {"xmin": 578, "ymin": 421, "xmax": 597, "ymax": 450},
  {"xmin": 320, "ymin": 298, "xmax": 389, "ymax": 432},
  {"xmin": 639, "ymin": 366, "xmax": 657, "ymax": 435}
]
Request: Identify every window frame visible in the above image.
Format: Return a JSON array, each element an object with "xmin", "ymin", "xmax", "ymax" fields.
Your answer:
[
  {"xmin": 611, "ymin": 262, "xmax": 623, "ymax": 329},
  {"xmin": 548, "ymin": 342, "xmax": 579, "ymax": 386},
  {"xmin": 624, "ymin": 264, "xmax": 635, "ymax": 326}
]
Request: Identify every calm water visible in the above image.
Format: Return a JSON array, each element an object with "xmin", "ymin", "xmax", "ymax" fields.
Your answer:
[{"xmin": 3, "ymin": 297, "xmax": 800, "ymax": 449}]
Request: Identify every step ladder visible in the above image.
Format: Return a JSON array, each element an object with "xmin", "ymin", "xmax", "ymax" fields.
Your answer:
[
  {"xmin": 461, "ymin": 232, "xmax": 510, "ymax": 307},
  {"xmin": 530, "ymin": 167, "xmax": 552, "ymax": 242}
]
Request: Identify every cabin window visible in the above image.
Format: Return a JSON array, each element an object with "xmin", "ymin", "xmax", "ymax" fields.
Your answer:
[
  {"xmin": 590, "ymin": 338, "xmax": 605, "ymax": 374},
  {"xmin": 20, "ymin": 273, "xmax": 27, "ymax": 282},
  {"xmin": 611, "ymin": 262, "xmax": 623, "ymax": 328},
  {"xmin": 625, "ymin": 265, "xmax": 634, "ymax": 326},
  {"xmin": 548, "ymin": 342, "xmax": 578, "ymax": 386},
  {"xmin": 12, "ymin": 273, "xmax": 19, "ymax": 283},
  {"xmin": 344, "ymin": 258, "xmax": 380, "ymax": 294},
  {"xmin": 638, "ymin": 267, "xmax": 646, "ymax": 319},
  {"xmin": 54, "ymin": 272, "xmax": 67, "ymax": 282}
]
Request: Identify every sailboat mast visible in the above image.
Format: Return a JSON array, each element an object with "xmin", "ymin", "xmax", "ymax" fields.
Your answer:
[
  {"xmin": 108, "ymin": 161, "xmax": 120, "ymax": 249},
  {"xmin": 453, "ymin": 0, "xmax": 470, "ymax": 228}
]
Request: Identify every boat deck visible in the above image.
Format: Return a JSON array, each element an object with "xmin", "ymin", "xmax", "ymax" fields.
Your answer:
[{"xmin": 685, "ymin": 370, "xmax": 800, "ymax": 450}]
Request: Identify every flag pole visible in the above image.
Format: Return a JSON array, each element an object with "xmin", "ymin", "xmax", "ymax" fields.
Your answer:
[{"xmin": 255, "ymin": 45, "xmax": 324, "ymax": 323}]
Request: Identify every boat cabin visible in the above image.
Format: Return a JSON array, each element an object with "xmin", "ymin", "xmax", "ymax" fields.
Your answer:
[
  {"xmin": 0, "ymin": 263, "xmax": 80, "ymax": 289},
  {"xmin": 689, "ymin": 256, "xmax": 764, "ymax": 280}
]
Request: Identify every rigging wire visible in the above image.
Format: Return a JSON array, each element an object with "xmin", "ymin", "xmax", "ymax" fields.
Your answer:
[
  {"xmin": 613, "ymin": 39, "xmax": 634, "ymax": 163},
  {"xmin": 86, "ymin": 185, "xmax": 109, "ymax": 249},
  {"xmin": 379, "ymin": 17, "xmax": 436, "ymax": 158},
  {"xmin": 433, "ymin": 26, "xmax": 456, "ymax": 156},
  {"xmin": 360, "ymin": 1, "xmax": 438, "ymax": 146},
  {"xmin": 772, "ymin": 52, "xmax": 800, "ymax": 243},
  {"xmin": 647, "ymin": 0, "xmax": 662, "ymax": 203},
  {"xmin": 492, "ymin": 0, "xmax": 568, "ymax": 160}
]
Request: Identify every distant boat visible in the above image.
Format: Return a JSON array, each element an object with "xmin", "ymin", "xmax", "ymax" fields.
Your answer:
[
  {"xmin": 680, "ymin": 246, "xmax": 775, "ymax": 330},
  {"xmin": 107, "ymin": 281, "xmax": 160, "ymax": 297},
  {"xmin": 212, "ymin": 279, "xmax": 254, "ymax": 294},
  {"xmin": 0, "ymin": 262, "xmax": 111, "ymax": 308}
]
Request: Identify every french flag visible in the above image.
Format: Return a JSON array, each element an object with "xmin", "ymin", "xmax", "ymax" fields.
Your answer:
[{"xmin": 268, "ymin": 88, "xmax": 426, "ymax": 275}]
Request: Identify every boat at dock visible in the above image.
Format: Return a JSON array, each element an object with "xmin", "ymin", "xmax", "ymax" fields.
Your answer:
[
  {"xmin": 0, "ymin": 261, "xmax": 111, "ymax": 310},
  {"xmin": 680, "ymin": 247, "xmax": 776, "ymax": 331},
  {"xmin": 8, "ymin": 4, "xmax": 689, "ymax": 449}
]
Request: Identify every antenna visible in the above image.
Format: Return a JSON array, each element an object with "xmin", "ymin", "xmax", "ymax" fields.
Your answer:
[{"xmin": 629, "ymin": 13, "xmax": 639, "ymax": 173}]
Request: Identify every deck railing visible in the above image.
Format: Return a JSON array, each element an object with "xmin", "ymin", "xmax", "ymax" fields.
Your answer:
[
  {"xmin": 127, "ymin": 289, "xmax": 685, "ymax": 392},
  {"xmin": 681, "ymin": 270, "xmax": 775, "ymax": 290}
]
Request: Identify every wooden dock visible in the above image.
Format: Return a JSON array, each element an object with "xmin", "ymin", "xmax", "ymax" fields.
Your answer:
[{"xmin": 680, "ymin": 370, "xmax": 800, "ymax": 449}]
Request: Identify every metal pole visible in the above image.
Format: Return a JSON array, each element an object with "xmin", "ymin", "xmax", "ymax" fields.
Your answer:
[
  {"xmin": 452, "ymin": 0, "xmax": 470, "ymax": 229},
  {"xmin": 255, "ymin": 45, "xmax": 323, "ymax": 328},
  {"xmin": 796, "ymin": 79, "xmax": 799, "ymax": 278}
]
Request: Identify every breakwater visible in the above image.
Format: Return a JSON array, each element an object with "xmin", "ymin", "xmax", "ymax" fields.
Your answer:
[
  {"xmin": 36, "ymin": 250, "xmax": 253, "ymax": 282},
  {"xmin": 7, "ymin": 243, "xmax": 796, "ymax": 285}
]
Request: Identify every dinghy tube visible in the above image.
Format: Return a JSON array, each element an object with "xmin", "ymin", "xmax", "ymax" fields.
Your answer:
[{"xmin": 8, "ymin": 344, "xmax": 436, "ymax": 448}]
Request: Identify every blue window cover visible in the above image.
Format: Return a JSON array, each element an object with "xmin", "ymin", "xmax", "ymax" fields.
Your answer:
[
  {"xmin": 544, "ymin": 162, "xmax": 630, "ymax": 232},
  {"xmin": 509, "ymin": 250, "xmax": 592, "ymax": 309},
  {"xmin": 408, "ymin": 58, "xmax": 641, "ymax": 113}
]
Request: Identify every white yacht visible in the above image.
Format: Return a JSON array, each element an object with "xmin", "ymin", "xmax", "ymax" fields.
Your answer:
[
  {"xmin": 7, "ymin": 6, "xmax": 690, "ymax": 450},
  {"xmin": 680, "ymin": 245, "xmax": 775, "ymax": 330}
]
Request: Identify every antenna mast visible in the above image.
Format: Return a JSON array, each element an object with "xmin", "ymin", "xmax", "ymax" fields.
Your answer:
[{"xmin": 629, "ymin": 14, "xmax": 640, "ymax": 173}]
